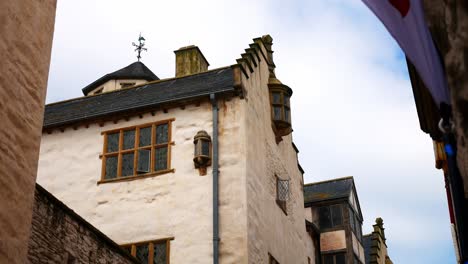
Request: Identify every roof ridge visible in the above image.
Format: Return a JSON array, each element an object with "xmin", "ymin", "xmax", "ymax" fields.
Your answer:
[
  {"xmin": 46, "ymin": 65, "xmax": 233, "ymax": 107},
  {"xmin": 304, "ymin": 176, "xmax": 354, "ymax": 187},
  {"xmin": 81, "ymin": 61, "xmax": 159, "ymax": 95}
]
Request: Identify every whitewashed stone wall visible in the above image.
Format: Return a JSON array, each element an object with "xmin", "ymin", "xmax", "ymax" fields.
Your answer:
[
  {"xmin": 240, "ymin": 45, "xmax": 316, "ymax": 263},
  {"xmin": 38, "ymin": 99, "xmax": 248, "ymax": 264}
]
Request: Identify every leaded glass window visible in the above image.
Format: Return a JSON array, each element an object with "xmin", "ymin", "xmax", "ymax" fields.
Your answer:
[
  {"xmin": 155, "ymin": 147, "xmax": 168, "ymax": 171},
  {"xmin": 123, "ymin": 130, "xmax": 135, "ymax": 150},
  {"xmin": 121, "ymin": 153, "xmax": 134, "ymax": 177},
  {"xmin": 139, "ymin": 126, "xmax": 152, "ymax": 147},
  {"xmin": 101, "ymin": 120, "xmax": 173, "ymax": 182},
  {"xmin": 153, "ymin": 242, "xmax": 167, "ymax": 264},
  {"xmin": 121, "ymin": 239, "xmax": 171, "ymax": 264},
  {"xmin": 156, "ymin": 124, "xmax": 168, "ymax": 144},
  {"xmin": 331, "ymin": 205, "xmax": 343, "ymax": 226},
  {"xmin": 136, "ymin": 244, "xmax": 149, "ymax": 263},
  {"xmin": 318, "ymin": 204, "xmax": 343, "ymax": 229},
  {"xmin": 105, "ymin": 156, "xmax": 118, "ymax": 179},
  {"xmin": 270, "ymin": 89, "xmax": 291, "ymax": 124},
  {"xmin": 107, "ymin": 132, "xmax": 120, "ymax": 152},
  {"xmin": 323, "ymin": 253, "xmax": 346, "ymax": 264},
  {"xmin": 319, "ymin": 206, "xmax": 332, "ymax": 229}
]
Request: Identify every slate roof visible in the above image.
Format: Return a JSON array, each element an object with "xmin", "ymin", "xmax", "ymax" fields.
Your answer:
[
  {"xmin": 303, "ymin": 176, "xmax": 354, "ymax": 205},
  {"xmin": 44, "ymin": 67, "xmax": 235, "ymax": 129},
  {"xmin": 82, "ymin": 61, "xmax": 160, "ymax": 95}
]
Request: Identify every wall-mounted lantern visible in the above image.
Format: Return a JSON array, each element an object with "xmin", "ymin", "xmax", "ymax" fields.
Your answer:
[{"xmin": 193, "ymin": 130, "xmax": 212, "ymax": 176}]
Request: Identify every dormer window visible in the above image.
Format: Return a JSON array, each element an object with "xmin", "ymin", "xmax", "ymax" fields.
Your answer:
[{"xmin": 121, "ymin": 82, "xmax": 136, "ymax": 89}]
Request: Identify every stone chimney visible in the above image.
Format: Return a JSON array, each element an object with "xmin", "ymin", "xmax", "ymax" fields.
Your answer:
[{"xmin": 174, "ymin": 45, "xmax": 209, "ymax": 77}]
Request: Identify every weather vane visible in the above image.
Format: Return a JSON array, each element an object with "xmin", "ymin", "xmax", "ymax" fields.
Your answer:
[{"xmin": 132, "ymin": 33, "xmax": 147, "ymax": 61}]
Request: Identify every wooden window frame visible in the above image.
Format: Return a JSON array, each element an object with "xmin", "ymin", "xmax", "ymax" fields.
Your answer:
[
  {"xmin": 99, "ymin": 119, "xmax": 175, "ymax": 184},
  {"xmin": 270, "ymin": 89, "xmax": 291, "ymax": 124},
  {"xmin": 121, "ymin": 237, "xmax": 174, "ymax": 264},
  {"xmin": 322, "ymin": 252, "xmax": 346, "ymax": 264}
]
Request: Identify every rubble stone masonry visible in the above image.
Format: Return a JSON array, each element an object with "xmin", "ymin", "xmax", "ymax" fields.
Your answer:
[{"xmin": 27, "ymin": 185, "xmax": 136, "ymax": 264}]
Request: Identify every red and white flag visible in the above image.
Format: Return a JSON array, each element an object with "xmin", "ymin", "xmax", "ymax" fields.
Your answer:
[{"xmin": 362, "ymin": 0, "xmax": 450, "ymax": 107}]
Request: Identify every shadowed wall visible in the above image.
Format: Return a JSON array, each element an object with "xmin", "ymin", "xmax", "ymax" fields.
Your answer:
[{"xmin": 0, "ymin": 1, "xmax": 56, "ymax": 263}]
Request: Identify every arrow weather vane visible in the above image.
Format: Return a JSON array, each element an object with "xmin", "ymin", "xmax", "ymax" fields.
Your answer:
[{"xmin": 132, "ymin": 33, "xmax": 147, "ymax": 61}]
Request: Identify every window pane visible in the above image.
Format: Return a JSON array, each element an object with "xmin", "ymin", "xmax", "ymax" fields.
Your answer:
[
  {"xmin": 319, "ymin": 206, "xmax": 332, "ymax": 229},
  {"xmin": 135, "ymin": 244, "xmax": 149, "ymax": 263},
  {"xmin": 137, "ymin": 149, "xmax": 151, "ymax": 174},
  {"xmin": 336, "ymin": 253, "xmax": 346, "ymax": 264},
  {"xmin": 277, "ymin": 179, "xmax": 289, "ymax": 201},
  {"xmin": 123, "ymin": 130, "xmax": 135, "ymax": 150},
  {"xmin": 121, "ymin": 153, "xmax": 134, "ymax": 177},
  {"xmin": 156, "ymin": 124, "xmax": 168, "ymax": 144},
  {"xmin": 273, "ymin": 106, "xmax": 282, "ymax": 120},
  {"xmin": 105, "ymin": 156, "xmax": 118, "ymax": 179},
  {"xmin": 284, "ymin": 95, "xmax": 290, "ymax": 106},
  {"xmin": 155, "ymin": 147, "xmax": 168, "ymax": 171},
  {"xmin": 331, "ymin": 204, "xmax": 342, "ymax": 227},
  {"xmin": 153, "ymin": 242, "xmax": 167, "ymax": 264},
  {"xmin": 122, "ymin": 246, "xmax": 131, "ymax": 255},
  {"xmin": 272, "ymin": 92, "xmax": 281, "ymax": 104},
  {"xmin": 284, "ymin": 107, "xmax": 290, "ymax": 123},
  {"xmin": 201, "ymin": 141, "xmax": 210, "ymax": 156},
  {"xmin": 349, "ymin": 208, "xmax": 356, "ymax": 233},
  {"xmin": 107, "ymin": 132, "xmax": 119, "ymax": 152},
  {"xmin": 354, "ymin": 216, "xmax": 361, "ymax": 239},
  {"xmin": 139, "ymin": 127, "xmax": 152, "ymax": 147},
  {"xmin": 324, "ymin": 255, "xmax": 334, "ymax": 264}
]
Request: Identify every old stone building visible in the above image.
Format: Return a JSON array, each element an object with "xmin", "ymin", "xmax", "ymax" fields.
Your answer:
[
  {"xmin": 363, "ymin": 218, "xmax": 393, "ymax": 264},
  {"xmin": 37, "ymin": 35, "xmax": 317, "ymax": 263},
  {"xmin": 304, "ymin": 177, "xmax": 366, "ymax": 264}
]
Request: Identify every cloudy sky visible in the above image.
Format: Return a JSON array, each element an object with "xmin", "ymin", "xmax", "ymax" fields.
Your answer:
[{"xmin": 47, "ymin": 0, "xmax": 455, "ymax": 262}]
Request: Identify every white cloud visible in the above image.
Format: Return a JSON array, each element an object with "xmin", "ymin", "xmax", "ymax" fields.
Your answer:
[{"xmin": 47, "ymin": 1, "xmax": 455, "ymax": 262}]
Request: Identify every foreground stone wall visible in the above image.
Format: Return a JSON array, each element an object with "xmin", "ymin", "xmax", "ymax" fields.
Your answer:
[
  {"xmin": 28, "ymin": 184, "xmax": 136, "ymax": 264},
  {"xmin": 423, "ymin": 0, "xmax": 468, "ymax": 196},
  {"xmin": 0, "ymin": 1, "xmax": 56, "ymax": 263}
]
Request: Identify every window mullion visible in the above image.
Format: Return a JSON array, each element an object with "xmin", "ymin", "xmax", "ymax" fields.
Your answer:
[
  {"xmin": 101, "ymin": 133, "xmax": 108, "ymax": 180},
  {"xmin": 117, "ymin": 130, "xmax": 123, "ymax": 178},
  {"xmin": 166, "ymin": 240, "xmax": 170, "ymax": 264},
  {"xmin": 167, "ymin": 122, "xmax": 171, "ymax": 170},
  {"xmin": 148, "ymin": 242, "xmax": 154, "ymax": 264},
  {"xmin": 134, "ymin": 128, "xmax": 139, "ymax": 176},
  {"xmin": 151, "ymin": 124, "xmax": 156, "ymax": 172}
]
